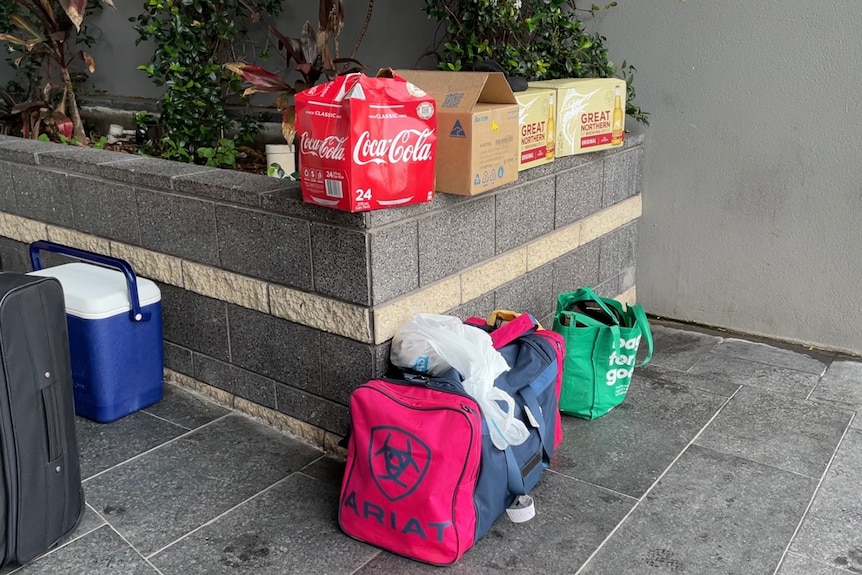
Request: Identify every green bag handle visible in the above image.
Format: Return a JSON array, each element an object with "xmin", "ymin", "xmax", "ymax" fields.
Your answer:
[
  {"xmin": 629, "ymin": 304, "xmax": 654, "ymax": 367},
  {"xmin": 555, "ymin": 307, "xmax": 622, "ymax": 357}
]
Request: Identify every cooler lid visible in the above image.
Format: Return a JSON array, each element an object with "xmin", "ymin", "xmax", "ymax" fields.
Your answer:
[{"xmin": 29, "ymin": 262, "xmax": 161, "ymax": 320}]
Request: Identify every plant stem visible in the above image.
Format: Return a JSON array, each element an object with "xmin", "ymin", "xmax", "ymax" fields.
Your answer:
[
  {"xmin": 350, "ymin": 0, "xmax": 374, "ymax": 59},
  {"xmin": 59, "ymin": 63, "xmax": 86, "ymax": 143}
]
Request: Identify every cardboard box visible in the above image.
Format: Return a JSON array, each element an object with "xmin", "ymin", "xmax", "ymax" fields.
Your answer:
[
  {"xmin": 515, "ymin": 87, "xmax": 556, "ymax": 171},
  {"xmin": 528, "ymin": 78, "xmax": 626, "ymax": 156},
  {"xmin": 295, "ymin": 70, "xmax": 437, "ymax": 212},
  {"xmin": 396, "ymin": 70, "xmax": 520, "ymax": 196}
]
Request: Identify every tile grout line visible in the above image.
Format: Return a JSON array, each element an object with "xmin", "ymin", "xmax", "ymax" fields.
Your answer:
[
  {"xmin": 781, "ymin": 551, "xmax": 859, "ymax": 575},
  {"xmin": 100, "ymin": 521, "xmax": 166, "ymax": 575},
  {"xmin": 804, "ymin": 361, "xmax": 832, "ymax": 401},
  {"xmin": 770, "ymin": 413, "xmax": 857, "ymax": 575},
  {"xmin": 143, "ymin": 470, "xmax": 302, "ymax": 560},
  {"xmin": 546, "ymin": 469, "xmax": 639, "ymax": 501},
  {"xmin": 349, "ymin": 550, "xmax": 384, "ymax": 575},
  {"xmin": 82, "ymin": 412, "xmax": 233, "ymax": 484},
  {"xmin": 572, "ymin": 386, "xmax": 741, "ymax": 575},
  {"xmin": 137, "ymin": 410, "xmax": 195, "ymax": 432}
]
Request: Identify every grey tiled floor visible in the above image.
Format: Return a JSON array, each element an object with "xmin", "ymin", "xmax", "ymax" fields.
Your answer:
[{"xmin": 7, "ymin": 322, "xmax": 862, "ymax": 574}]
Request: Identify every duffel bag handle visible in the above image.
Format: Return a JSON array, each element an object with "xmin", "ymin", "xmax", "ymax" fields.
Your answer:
[
  {"xmin": 29, "ymin": 240, "xmax": 151, "ymax": 322},
  {"xmin": 485, "ymin": 311, "xmax": 540, "ymax": 350}
]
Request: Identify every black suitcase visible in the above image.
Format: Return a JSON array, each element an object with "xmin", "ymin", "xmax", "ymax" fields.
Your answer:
[{"xmin": 0, "ymin": 272, "xmax": 84, "ymax": 567}]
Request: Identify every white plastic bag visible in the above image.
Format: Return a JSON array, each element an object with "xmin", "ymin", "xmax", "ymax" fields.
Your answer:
[{"xmin": 390, "ymin": 314, "xmax": 530, "ymax": 449}]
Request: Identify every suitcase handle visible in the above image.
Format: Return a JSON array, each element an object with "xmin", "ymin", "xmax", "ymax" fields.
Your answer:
[{"xmin": 29, "ymin": 241, "xmax": 151, "ymax": 322}]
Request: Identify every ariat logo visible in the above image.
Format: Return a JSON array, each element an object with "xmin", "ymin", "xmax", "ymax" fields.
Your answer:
[{"xmin": 370, "ymin": 426, "xmax": 431, "ymax": 501}]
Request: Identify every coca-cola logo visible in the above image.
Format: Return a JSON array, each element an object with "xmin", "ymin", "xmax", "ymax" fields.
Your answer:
[
  {"xmin": 300, "ymin": 133, "xmax": 347, "ymax": 161},
  {"xmin": 352, "ymin": 129, "xmax": 435, "ymax": 166}
]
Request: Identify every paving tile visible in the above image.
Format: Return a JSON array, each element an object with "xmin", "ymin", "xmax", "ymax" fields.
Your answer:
[
  {"xmin": 776, "ymin": 552, "xmax": 853, "ymax": 575},
  {"xmin": 10, "ymin": 525, "xmax": 158, "ymax": 574},
  {"xmin": 148, "ymin": 473, "xmax": 378, "ymax": 575},
  {"xmin": 83, "ymin": 414, "xmax": 321, "ymax": 556},
  {"xmin": 811, "ymin": 360, "xmax": 862, "ymax": 430},
  {"xmin": 76, "ymin": 411, "xmax": 189, "ymax": 480},
  {"xmin": 355, "ymin": 471, "xmax": 634, "ymax": 575},
  {"xmin": 790, "ymin": 429, "xmax": 862, "ymax": 573},
  {"xmin": 579, "ymin": 445, "xmax": 817, "ymax": 575},
  {"xmin": 695, "ymin": 386, "xmax": 851, "ymax": 477},
  {"xmin": 495, "ymin": 177, "xmax": 555, "ymax": 254},
  {"xmin": 637, "ymin": 363, "xmax": 740, "ymax": 397},
  {"xmin": 69, "ymin": 504, "xmax": 108, "ymax": 542},
  {"xmin": 648, "ymin": 329, "xmax": 720, "ymax": 371},
  {"xmin": 690, "ymin": 354, "xmax": 822, "ymax": 398},
  {"xmin": 711, "ymin": 337, "xmax": 829, "ymax": 375},
  {"xmin": 216, "ymin": 205, "xmax": 312, "ymax": 288},
  {"xmin": 140, "ymin": 383, "xmax": 231, "ymax": 431},
  {"xmin": 299, "ymin": 455, "xmax": 346, "ymax": 487},
  {"xmin": 551, "ymin": 377, "xmax": 727, "ymax": 497}
]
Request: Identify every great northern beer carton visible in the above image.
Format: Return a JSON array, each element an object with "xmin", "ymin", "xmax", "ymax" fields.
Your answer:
[
  {"xmin": 528, "ymin": 78, "xmax": 626, "ymax": 156},
  {"xmin": 396, "ymin": 70, "xmax": 520, "ymax": 196},
  {"xmin": 295, "ymin": 70, "xmax": 437, "ymax": 212},
  {"xmin": 515, "ymin": 87, "xmax": 556, "ymax": 171}
]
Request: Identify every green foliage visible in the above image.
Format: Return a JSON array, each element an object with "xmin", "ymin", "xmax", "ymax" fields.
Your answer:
[
  {"xmin": 131, "ymin": 0, "xmax": 280, "ymax": 163},
  {"xmin": 197, "ymin": 138, "xmax": 238, "ymax": 168},
  {"xmin": 423, "ymin": 0, "xmax": 648, "ymax": 124}
]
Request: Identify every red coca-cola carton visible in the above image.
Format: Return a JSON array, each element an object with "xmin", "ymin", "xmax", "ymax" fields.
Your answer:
[{"xmin": 295, "ymin": 70, "xmax": 437, "ymax": 212}]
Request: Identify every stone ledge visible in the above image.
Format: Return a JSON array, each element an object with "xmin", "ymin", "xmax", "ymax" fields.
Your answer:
[{"xmin": 0, "ymin": 193, "xmax": 639, "ymax": 345}]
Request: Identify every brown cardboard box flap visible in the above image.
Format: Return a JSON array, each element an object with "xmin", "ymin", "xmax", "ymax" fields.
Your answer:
[{"xmin": 394, "ymin": 70, "xmax": 516, "ymax": 111}]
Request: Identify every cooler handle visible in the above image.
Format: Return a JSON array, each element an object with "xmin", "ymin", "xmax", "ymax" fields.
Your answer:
[{"xmin": 29, "ymin": 240, "xmax": 151, "ymax": 322}]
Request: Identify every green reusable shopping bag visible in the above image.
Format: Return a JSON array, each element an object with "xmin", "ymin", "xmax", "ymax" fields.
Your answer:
[{"xmin": 552, "ymin": 287, "xmax": 653, "ymax": 420}]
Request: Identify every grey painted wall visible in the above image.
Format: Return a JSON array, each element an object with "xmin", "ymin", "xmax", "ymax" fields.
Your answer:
[
  {"xmin": 0, "ymin": 1, "xmax": 437, "ymax": 98},
  {"xmin": 594, "ymin": 1, "xmax": 862, "ymax": 355}
]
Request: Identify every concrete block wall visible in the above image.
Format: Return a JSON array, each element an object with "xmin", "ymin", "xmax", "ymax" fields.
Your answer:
[{"xmin": 0, "ymin": 129, "xmax": 644, "ymax": 451}]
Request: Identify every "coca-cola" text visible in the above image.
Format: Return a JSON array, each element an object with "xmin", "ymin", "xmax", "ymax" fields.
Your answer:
[
  {"xmin": 352, "ymin": 129, "xmax": 434, "ymax": 166},
  {"xmin": 301, "ymin": 134, "xmax": 348, "ymax": 161}
]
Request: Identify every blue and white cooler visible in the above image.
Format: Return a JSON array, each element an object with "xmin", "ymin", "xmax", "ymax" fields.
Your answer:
[{"xmin": 28, "ymin": 241, "xmax": 164, "ymax": 423}]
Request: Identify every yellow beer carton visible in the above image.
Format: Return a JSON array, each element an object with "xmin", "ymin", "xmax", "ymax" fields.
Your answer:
[
  {"xmin": 528, "ymin": 78, "xmax": 626, "ymax": 156},
  {"xmin": 515, "ymin": 87, "xmax": 556, "ymax": 171}
]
